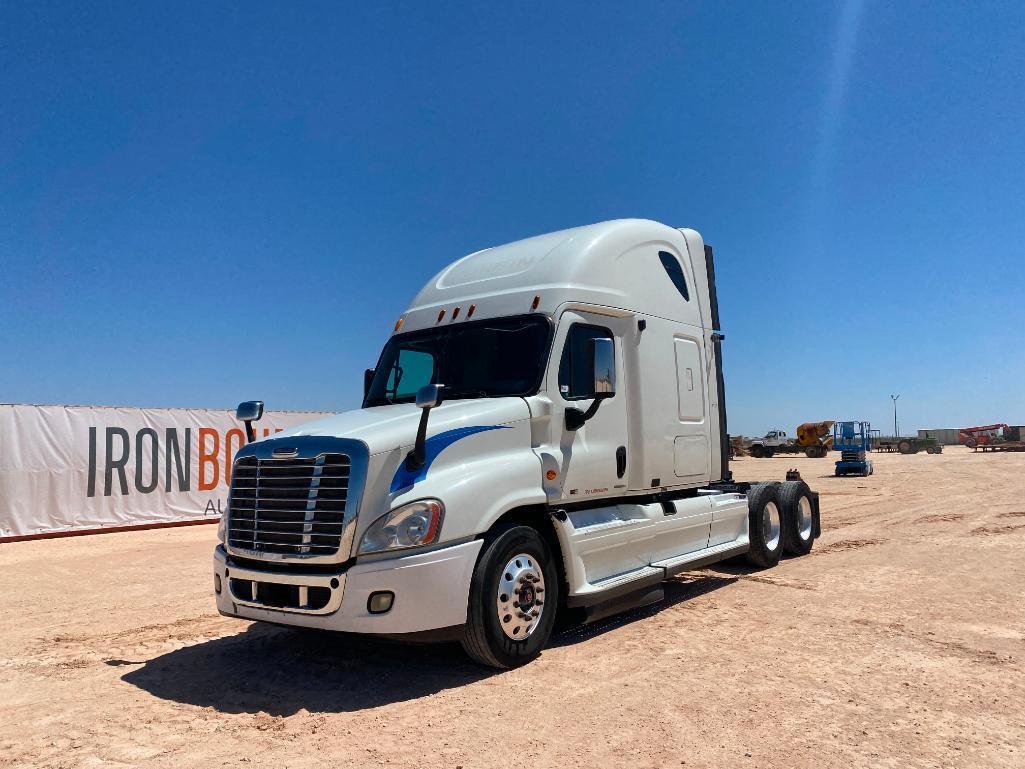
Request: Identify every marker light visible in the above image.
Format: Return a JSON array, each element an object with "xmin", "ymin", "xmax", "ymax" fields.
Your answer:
[
  {"xmin": 437, "ymin": 309, "xmax": 446, "ymax": 322},
  {"xmin": 394, "ymin": 316, "xmax": 404, "ymax": 332},
  {"xmin": 359, "ymin": 499, "xmax": 445, "ymax": 554},
  {"xmin": 531, "ymin": 295, "xmax": 541, "ymax": 310},
  {"xmin": 546, "ymin": 469, "xmax": 558, "ymax": 481},
  {"xmin": 467, "ymin": 304, "xmax": 476, "ymax": 318},
  {"xmin": 452, "ymin": 306, "xmax": 461, "ymax": 320}
]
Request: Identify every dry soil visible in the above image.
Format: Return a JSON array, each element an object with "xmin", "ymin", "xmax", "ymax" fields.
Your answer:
[{"xmin": 2, "ymin": 446, "xmax": 1023, "ymax": 768}]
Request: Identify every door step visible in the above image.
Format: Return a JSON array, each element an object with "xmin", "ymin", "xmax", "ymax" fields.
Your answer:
[
  {"xmin": 566, "ymin": 540, "xmax": 750, "ymax": 608},
  {"xmin": 581, "ymin": 584, "xmax": 665, "ymax": 624}
]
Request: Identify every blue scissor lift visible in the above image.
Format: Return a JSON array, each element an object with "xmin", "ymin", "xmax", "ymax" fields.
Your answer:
[{"xmin": 833, "ymin": 421, "xmax": 874, "ymax": 477}]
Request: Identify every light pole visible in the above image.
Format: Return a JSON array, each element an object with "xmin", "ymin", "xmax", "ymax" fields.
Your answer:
[{"xmin": 890, "ymin": 394, "xmax": 900, "ymax": 437}]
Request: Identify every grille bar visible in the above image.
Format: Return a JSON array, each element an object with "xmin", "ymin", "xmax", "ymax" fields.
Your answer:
[{"xmin": 227, "ymin": 453, "xmax": 350, "ymax": 557}]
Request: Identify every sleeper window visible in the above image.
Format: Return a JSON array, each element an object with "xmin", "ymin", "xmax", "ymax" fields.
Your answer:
[
  {"xmin": 558, "ymin": 324, "xmax": 614, "ymax": 400},
  {"xmin": 658, "ymin": 251, "xmax": 690, "ymax": 301}
]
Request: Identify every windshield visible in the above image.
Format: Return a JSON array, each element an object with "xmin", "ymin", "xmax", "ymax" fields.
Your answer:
[{"xmin": 363, "ymin": 315, "xmax": 552, "ymax": 407}]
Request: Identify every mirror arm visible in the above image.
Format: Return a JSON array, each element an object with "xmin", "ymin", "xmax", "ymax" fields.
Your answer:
[
  {"xmin": 406, "ymin": 407, "xmax": 432, "ymax": 469},
  {"xmin": 566, "ymin": 397, "xmax": 604, "ymax": 431},
  {"xmin": 243, "ymin": 421, "xmax": 256, "ymax": 443},
  {"xmin": 405, "ymin": 384, "xmax": 444, "ymax": 470}
]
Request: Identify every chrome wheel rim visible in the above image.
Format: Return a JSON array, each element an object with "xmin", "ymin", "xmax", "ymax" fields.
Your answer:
[
  {"xmin": 496, "ymin": 553, "xmax": 545, "ymax": 640},
  {"xmin": 797, "ymin": 496, "xmax": 813, "ymax": 541},
  {"xmin": 762, "ymin": 502, "xmax": 781, "ymax": 551}
]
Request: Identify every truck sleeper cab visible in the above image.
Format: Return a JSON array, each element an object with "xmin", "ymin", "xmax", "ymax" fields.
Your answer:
[{"xmin": 213, "ymin": 219, "xmax": 821, "ymax": 668}]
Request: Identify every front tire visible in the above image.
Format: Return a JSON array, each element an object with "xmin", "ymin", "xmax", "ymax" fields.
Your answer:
[
  {"xmin": 745, "ymin": 482, "xmax": 784, "ymax": 569},
  {"xmin": 461, "ymin": 524, "xmax": 560, "ymax": 668},
  {"xmin": 898, "ymin": 440, "xmax": 913, "ymax": 454}
]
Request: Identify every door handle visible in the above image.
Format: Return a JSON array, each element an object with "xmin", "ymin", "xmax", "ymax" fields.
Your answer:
[{"xmin": 616, "ymin": 446, "xmax": 626, "ymax": 479}]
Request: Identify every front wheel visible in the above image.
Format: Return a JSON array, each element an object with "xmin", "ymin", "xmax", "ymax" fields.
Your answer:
[
  {"xmin": 898, "ymin": 440, "xmax": 913, "ymax": 454},
  {"xmin": 461, "ymin": 524, "xmax": 560, "ymax": 668}
]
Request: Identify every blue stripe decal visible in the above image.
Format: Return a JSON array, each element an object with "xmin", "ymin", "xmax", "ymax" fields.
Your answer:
[{"xmin": 389, "ymin": 425, "xmax": 509, "ymax": 493}]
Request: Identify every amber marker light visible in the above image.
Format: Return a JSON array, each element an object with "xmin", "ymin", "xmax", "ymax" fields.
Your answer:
[
  {"xmin": 531, "ymin": 294, "xmax": 541, "ymax": 310},
  {"xmin": 452, "ymin": 306, "xmax": 461, "ymax": 320},
  {"xmin": 467, "ymin": 303, "xmax": 476, "ymax": 318},
  {"xmin": 437, "ymin": 309, "xmax": 446, "ymax": 322},
  {"xmin": 546, "ymin": 470, "xmax": 558, "ymax": 481},
  {"xmin": 393, "ymin": 316, "xmax": 404, "ymax": 332}
]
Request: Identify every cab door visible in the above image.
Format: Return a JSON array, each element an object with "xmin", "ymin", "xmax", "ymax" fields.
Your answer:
[{"xmin": 551, "ymin": 310, "xmax": 631, "ymax": 502}]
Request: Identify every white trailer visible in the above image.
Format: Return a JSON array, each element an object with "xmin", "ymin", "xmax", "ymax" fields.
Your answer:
[{"xmin": 213, "ymin": 219, "xmax": 821, "ymax": 668}]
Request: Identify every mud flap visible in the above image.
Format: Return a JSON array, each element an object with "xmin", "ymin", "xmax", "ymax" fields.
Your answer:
[{"xmin": 811, "ymin": 491, "xmax": 821, "ymax": 539}]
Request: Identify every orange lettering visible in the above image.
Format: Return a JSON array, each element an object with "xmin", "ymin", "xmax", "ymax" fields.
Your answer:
[
  {"xmin": 224, "ymin": 429, "xmax": 245, "ymax": 485},
  {"xmin": 198, "ymin": 428, "xmax": 220, "ymax": 491}
]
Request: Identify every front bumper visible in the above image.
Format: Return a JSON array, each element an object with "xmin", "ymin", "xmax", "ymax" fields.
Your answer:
[{"xmin": 213, "ymin": 539, "xmax": 483, "ymax": 635}]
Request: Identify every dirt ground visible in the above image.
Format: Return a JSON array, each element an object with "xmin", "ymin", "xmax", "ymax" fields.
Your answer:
[{"xmin": 2, "ymin": 446, "xmax": 1024, "ymax": 769}]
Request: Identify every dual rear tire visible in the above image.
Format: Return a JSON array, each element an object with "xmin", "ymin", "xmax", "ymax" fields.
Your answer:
[{"xmin": 745, "ymin": 480, "xmax": 815, "ymax": 568}]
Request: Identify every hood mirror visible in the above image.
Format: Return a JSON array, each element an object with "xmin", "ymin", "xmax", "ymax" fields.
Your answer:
[
  {"xmin": 415, "ymin": 383, "xmax": 443, "ymax": 409},
  {"xmin": 236, "ymin": 400, "xmax": 264, "ymax": 443},
  {"xmin": 407, "ymin": 384, "xmax": 444, "ymax": 469}
]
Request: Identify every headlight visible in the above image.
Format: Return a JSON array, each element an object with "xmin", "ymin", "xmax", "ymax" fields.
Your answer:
[{"xmin": 359, "ymin": 499, "xmax": 444, "ymax": 554}]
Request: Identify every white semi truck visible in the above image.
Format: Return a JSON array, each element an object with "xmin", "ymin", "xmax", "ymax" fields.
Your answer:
[{"xmin": 213, "ymin": 219, "xmax": 821, "ymax": 668}]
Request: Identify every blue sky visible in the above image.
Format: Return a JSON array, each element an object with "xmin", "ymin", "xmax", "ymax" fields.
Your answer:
[{"xmin": 2, "ymin": 1, "xmax": 1023, "ymax": 436}]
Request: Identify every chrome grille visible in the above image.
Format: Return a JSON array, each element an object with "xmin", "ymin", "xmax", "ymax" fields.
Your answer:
[{"xmin": 227, "ymin": 453, "xmax": 351, "ymax": 557}]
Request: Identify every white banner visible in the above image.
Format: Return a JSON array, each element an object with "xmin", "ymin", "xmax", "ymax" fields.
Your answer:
[{"xmin": 0, "ymin": 404, "xmax": 335, "ymax": 539}]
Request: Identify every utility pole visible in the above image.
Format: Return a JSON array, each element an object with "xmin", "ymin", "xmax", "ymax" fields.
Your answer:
[{"xmin": 890, "ymin": 394, "xmax": 900, "ymax": 437}]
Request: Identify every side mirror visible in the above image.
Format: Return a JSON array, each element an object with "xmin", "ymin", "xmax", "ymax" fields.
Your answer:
[
  {"xmin": 591, "ymin": 337, "xmax": 616, "ymax": 399},
  {"xmin": 236, "ymin": 400, "xmax": 264, "ymax": 443},
  {"xmin": 566, "ymin": 338, "xmax": 616, "ymax": 431},
  {"xmin": 364, "ymin": 368, "xmax": 375, "ymax": 400},
  {"xmin": 415, "ymin": 383, "xmax": 443, "ymax": 409}
]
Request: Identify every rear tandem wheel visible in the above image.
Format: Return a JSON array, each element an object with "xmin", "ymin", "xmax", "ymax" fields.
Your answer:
[
  {"xmin": 745, "ymin": 482, "xmax": 784, "ymax": 569},
  {"xmin": 779, "ymin": 480, "xmax": 815, "ymax": 556}
]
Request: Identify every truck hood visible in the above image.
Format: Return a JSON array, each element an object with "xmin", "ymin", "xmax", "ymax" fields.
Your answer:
[{"xmin": 271, "ymin": 397, "xmax": 531, "ymax": 456}]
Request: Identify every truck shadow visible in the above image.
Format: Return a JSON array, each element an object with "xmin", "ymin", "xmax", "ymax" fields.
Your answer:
[
  {"xmin": 551, "ymin": 572, "xmax": 738, "ymax": 646},
  {"xmin": 121, "ymin": 624, "xmax": 493, "ymax": 715},
  {"xmin": 121, "ymin": 572, "xmax": 741, "ymax": 715}
]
